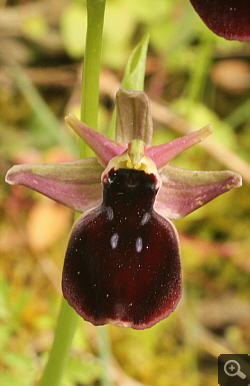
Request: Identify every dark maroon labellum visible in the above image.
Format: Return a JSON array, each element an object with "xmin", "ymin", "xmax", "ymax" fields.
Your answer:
[
  {"xmin": 190, "ymin": 0, "xmax": 250, "ymax": 41},
  {"xmin": 62, "ymin": 168, "xmax": 181, "ymax": 329}
]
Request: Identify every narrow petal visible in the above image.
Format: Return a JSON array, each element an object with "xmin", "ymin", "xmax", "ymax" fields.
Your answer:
[
  {"xmin": 147, "ymin": 125, "xmax": 212, "ymax": 170},
  {"xmin": 6, "ymin": 158, "xmax": 103, "ymax": 213},
  {"xmin": 116, "ymin": 88, "xmax": 153, "ymax": 146},
  {"xmin": 190, "ymin": 0, "xmax": 250, "ymax": 42},
  {"xmin": 155, "ymin": 165, "xmax": 242, "ymax": 220},
  {"xmin": 65, "ymin": 114, "xmax": 126, "ymax": 167}
]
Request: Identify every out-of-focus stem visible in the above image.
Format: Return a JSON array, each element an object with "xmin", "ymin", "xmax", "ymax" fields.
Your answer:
[{"xmin": 40, "ymin": 299, "xmax": 78, "ymax": 386}]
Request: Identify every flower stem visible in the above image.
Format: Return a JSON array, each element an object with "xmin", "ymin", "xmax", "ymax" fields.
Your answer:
[
  {"xmin": 98, "ymin": 326, "xmax": 113, "ymax": 386},
  {"xmin": 40, "ymin": 1, "xmax": 106, "ymax": 384},
  {"xmin": 40, "ymin": 299, "xmax": 78, "ymax": 386},
  {"xmin": 81, "ymin": 0, "xmax": 106, "ymax": 158},
  {"xmin": 80, "ymin": 3, "xmax": 114, "ymax": 384}
]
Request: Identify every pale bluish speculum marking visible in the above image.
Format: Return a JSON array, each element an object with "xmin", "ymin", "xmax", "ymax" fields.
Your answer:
[
  {"xmin": 107, "ymin": 207, "xmax": 114, "ymax": 220},
  {"xmin": 141, "ymin": 212, "xmax": 150, "ymax": 225},
  {"xmin": 136, "ymin": 237, "xmax": 143, "ymax": 253},
  {"xmin": 110, "ymin": 233, "xmax": 119, "ymax": 249}
]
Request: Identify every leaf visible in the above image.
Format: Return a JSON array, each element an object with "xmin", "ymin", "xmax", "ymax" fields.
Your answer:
[
  {"xmin": 122, "ymin": 33, "xmax": 150, "ymax": 92},
  {"xmin": 107, "ymin": 33, "xmax": 149, "ymax": 140}
]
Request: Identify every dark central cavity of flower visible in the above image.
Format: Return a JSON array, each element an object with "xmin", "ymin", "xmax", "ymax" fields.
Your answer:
[{"xmin": 62, "ymin": 168, "xmax": 181, "ymax": 329}]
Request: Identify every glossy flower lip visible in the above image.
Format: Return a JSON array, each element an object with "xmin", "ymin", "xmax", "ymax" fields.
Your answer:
[
  {"xmin": 63, "ymin": 167, "xmax": 182, "ymax": 329},
  {"xmin": 190, "ymin": 0, "xmax": 250, "ymax": 41},
  {"xmin": 5, "ymin": 88, "xmax": 242, "ymax": 329}
]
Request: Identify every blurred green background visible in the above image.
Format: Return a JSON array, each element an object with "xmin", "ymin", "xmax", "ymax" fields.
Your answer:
[{"xmin": 1, "ymin": 0, "xmax": 249, "ymax": 385}]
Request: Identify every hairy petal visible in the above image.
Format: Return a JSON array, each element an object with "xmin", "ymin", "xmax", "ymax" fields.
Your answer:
[
  {"xmin": 147, "ymin": 125, "xmax": 212, "ymax": 170},
  {"xmin": 6, "ymin": 158, "xmax": 103, "ymax": 213},
  {"xmin": 116, "ymin": 88, "xmax": 153, "ymax": 146},
  {"xmin": 155, "ymin": 165, "xmax": 242, "ymax": 220},
  {"xmin": 190, "ymin": 0, "xmax": 250, "ymax": 42},
  {"xmin": 65, "ymin": 114, "xmax": 126, "ymax": 167}
]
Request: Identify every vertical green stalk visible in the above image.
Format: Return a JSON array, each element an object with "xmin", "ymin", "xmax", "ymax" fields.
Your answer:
[
  {"xmin": 98, "ymin": 326, "xmax": 113, "ymax": 386},
  {"xmin": 40, "ymin": 1, "xmax": 106, "ymax": 385},
  {"xmin": 80, "ymin": 2, "xmax": 113, "ymax": 385},
  {"xmin": 40, "ymin": 299, "xmax": 78, "ymax": 386},
  {"xmin": 81, "ymin": 0, "xmax": 106, "ymax": 158}
]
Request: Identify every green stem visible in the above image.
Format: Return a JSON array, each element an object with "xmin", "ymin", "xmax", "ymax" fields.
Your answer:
[
  {"xmin": 40, "ymin": 299, "xmax": 78, "ymax": 386},
  {"xmin": 40, "ymin": 1, "xmax": 106, "ymax": 385},
  {"xmin": 98, "ymin": 326, "xmax": 113, "ymax": 386},
  {"xmin": 81, "ymin": 4, "xmax": 113, "ymax": 384},
  {"xmin": 81, "ymin": 0, "xmax": 106, "ymax": 158}
]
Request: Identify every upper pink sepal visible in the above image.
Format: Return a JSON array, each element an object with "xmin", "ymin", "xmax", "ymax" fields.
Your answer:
[{"xmin": 115, "ymin": 88, "xmax": 153, "ymax": 146}]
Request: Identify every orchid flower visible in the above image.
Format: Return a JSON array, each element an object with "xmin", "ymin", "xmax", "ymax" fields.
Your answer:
[
  {"xmin": 190, "ymin": 0, "xmax": 250, "ymax": 41},
  {"xmin": 5, "ymin": 88, "xmax": 242, "ymax": 329}
]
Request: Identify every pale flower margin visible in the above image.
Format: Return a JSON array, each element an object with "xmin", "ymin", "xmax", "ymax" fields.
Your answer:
[{"xmin": 5, "ymin": 88, "xmax": 242, "ymax": 329}]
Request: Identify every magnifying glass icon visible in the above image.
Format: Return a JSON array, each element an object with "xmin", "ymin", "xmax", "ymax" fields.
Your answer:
[{"xmin": 224, "ymin": 360, "xmax": 246, "ymax": 379}]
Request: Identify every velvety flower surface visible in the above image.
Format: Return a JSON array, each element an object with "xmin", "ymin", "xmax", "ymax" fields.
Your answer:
[
  {"xmin": 6, "ymin": 88, "xmax": 242, "ymax": 329},
  {"xmin": 190, "ymin": 0, "xmax": 250, "ymax": 41}
]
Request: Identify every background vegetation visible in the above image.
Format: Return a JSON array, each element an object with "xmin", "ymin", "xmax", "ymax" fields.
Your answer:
[{"xmin": 1, "ymin": 0, "xmax": 249, "ymax": 385}]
